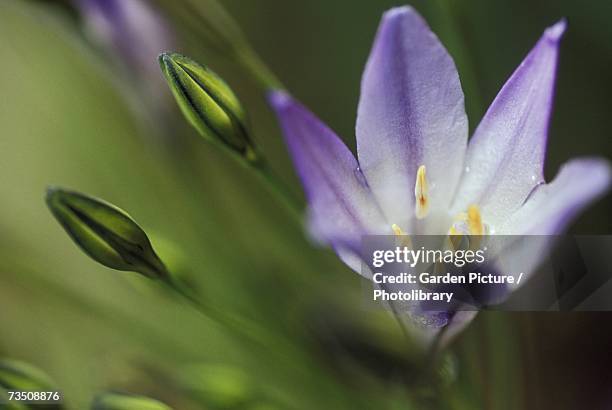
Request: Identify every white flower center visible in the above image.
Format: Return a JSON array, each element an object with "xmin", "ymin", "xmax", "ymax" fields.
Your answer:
[
  {"xmin": 448, "ymin": 204, "xmax": 489, "ymax": 236},
  {"xmin": 391, "ymin": 164, "xmax": 491, "ymax": 238}
]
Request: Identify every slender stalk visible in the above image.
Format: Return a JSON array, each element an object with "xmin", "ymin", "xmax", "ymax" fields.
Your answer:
[
  {"xmin": 162, "ymin": 273, "xmax": 270, "ymax": 348},
  {"xmin": 235, "ymin": 46, "xmax": 285, "ymax": 91},
  {"xmin": 252, "ymin": 158, "xmax": 303, "ymax": 220},
  {"xmin": 160, "ymin": 270, "xmax": 315, "ymax": 370},
  {"xmin": 431, "ymin": 0, "xmax": 485, "ymax": 120},
  {"xmin": 170, "ymin": 0, "xmax": 284, "ymax": 91},
  {"xmin": 405, "ymin": 320, "xmax": 451, "ymax": 402},
  {"xmin": 425, "ymin": 322, "xmax": 449, "ymax": 371}
]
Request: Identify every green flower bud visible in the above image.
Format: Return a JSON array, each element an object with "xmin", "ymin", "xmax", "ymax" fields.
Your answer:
[
  {"xmin": 178, "ymin": 364, "xmax": 253, "ymax": 408},
  {"xmin": 46, "ymin": 187, "xmax": 168, "ymax": 280},
  {"xmin": 159, "ymin": 52, "xmax": 259, "ymax": 162},
  {"xmin": 0, "ymin": 359, "xmax": 58, "ymax": 392},
  {"xmin": 92, "ymin": 392, "xmax": 172, "ymax": 410},
  {"xmin": 247, "ymin": 404, "xmax": 280, "ymax": 410},
  {"xmin": 0, "ymin": 359, "xmax": 62, "ymax": 409}
]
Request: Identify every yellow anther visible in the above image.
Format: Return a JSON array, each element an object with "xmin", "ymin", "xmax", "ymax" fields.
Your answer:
[
  {"xmin": 447, "ymin": 226, "xmax": 462, "ymax": 250},
  {"xmin": 414, "ymin": 165, "xmax": 430, "ymax": 219},
  {"xmin": 454, "ymin": 212, "xmax": 467, "ymax": 222},
  {"xmin": 391, "ymin": 224, "xmax": 412, "ymax": 247},
  {"xmin": 467, "ymin": 204, "xmax": 484, "ymax": 236},
  {"xmin": 391, "ymin": 224, "xmax": 405, "ymax": 236}
]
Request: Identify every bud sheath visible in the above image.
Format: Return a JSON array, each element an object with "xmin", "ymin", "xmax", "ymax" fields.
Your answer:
[
  {"xmin": 0, "ymin": 359, "xmax": 58, "ymax": 392},
  {"xmin": 159, "ymin": 52, "xmax": 258, "ymax": 162},
  {"xmin": 92, "ymin": 392, "xmax": 172, "ymax": 410},
  {"xmin": 46, "ymin": 187, "xmax": 167, "ymax": 279}
]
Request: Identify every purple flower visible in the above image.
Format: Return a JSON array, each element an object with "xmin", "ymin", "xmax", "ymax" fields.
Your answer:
[
  {"xmin": 269, "ymin": 7, "xmax": 610, "ymax": 341},
  {"xmin": 76, "ymin": 0, "xmax": 174, "ymax": 99}
]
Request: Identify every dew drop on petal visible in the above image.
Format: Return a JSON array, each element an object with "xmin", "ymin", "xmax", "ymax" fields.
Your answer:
[
  {"xmin": 354, "ymin": 166, "xmax": 369, "ymax": 187},
  {"xmin": 409, "ymin": 311, "xmax": 450, "ymax": 328}
]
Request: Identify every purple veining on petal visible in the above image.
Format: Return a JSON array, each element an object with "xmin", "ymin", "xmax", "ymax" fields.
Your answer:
[
  {"xmin": 268, "ymin": 91, "xmax": 387, "ymax": 248},
  {"xmin": 75, "ymin": 0, "xmax": 176, "ymax": 115},
  {"xmin": 356, "ymin": 6, "xmax": 468, "ymax": 230},
  {"xmin": 411, "ymin": 311, "xmax": 451, "ymax": 329},
  {"xmin": 75, "ymin": 0, "xmax": 174, "ymax": 78},
  {"xmin": 78, "ymin": 0, "xmax": 121, "ymax": 22},
  {"xmin": 353, "ymin": 166, "xmax": 370, "ymax": 189},
  {"xmin": 452, "ymin": 20, "xmax": 567, "ymax": 226},
  {"xmin": 268, "ymin": 8, "xmax": 609, "ymax": 346}
]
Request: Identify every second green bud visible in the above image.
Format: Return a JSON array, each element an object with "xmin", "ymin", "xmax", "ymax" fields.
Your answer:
[{"xmin": 159, "ymin": 52, "xmax": 259, "ymax": 162}]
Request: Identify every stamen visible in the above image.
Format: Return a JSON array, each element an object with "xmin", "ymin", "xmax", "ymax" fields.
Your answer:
[
  {"xmin": 447, "ymin": 226, "xmax": 462, "ymax": 250},
  {"xmin": 391, "ymin": 224, "xmax": 412, "ymax": 247},
  {"xmin": 414, "ymin": 165, "xmax": 429, "ymax": 219},
  {"xmin": 391, "ymin": 224, "xmax": 405, "ymax": 236},
  {"xmin": 447, "ymin": 206, "xmax": 487, "ymax": 249},
  {"xmin": 467, "ymin": 204, "xmax": 484, "ymax": 236}
]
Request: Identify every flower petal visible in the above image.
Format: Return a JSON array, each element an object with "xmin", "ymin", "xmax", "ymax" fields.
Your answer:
[
  {"xmin": 78, "ymin": 0, "xmax": 173, "ymax": 74},
  {"xmin": 356, "ymin": 6, "xmax": 468, "ymax": 230},
  {"xmin": 269, "ymin": 91, "xmax": 386, "ymax": 246},
  {"xmin": 497, "ymin": 158, "xmax": 611, "ymax": 235},
  {"xmin": 452, "ymin": 20, "xmax": 567, "ymax": 225}
]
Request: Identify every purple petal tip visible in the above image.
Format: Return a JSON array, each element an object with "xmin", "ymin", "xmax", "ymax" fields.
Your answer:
[
  {"xmin": 573, "ymin": 158, "xmax": 612, "ymax": 189},
  {"xmin": 382, "ymin": 5, "xmax": 416, "ymax": 21},
  {"xmin": 267, "ymin": 90, "xmax": 292, "ymax": 111},
  {"xmin": 544, "ymin": 19, "xmax": 567, "ymax": 42}
]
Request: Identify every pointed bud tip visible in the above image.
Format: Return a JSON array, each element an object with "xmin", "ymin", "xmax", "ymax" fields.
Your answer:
[
  {"xmin": 158, "ymin": 52, "xmax": 171, "ymax": 66},
  {"xmin": 158, "ymin": 51, "xmax": 182, "ymax": 63},
  {"xmin": 45, "ymin": 185, "xmax": 59, "ymax": 200},
  {"xmin": 45, "ymin": 185, "xmax": 68, "ymax": 207},
  {"xmin": 46, "ymin": 186, "xmax": 86, "ymax": 209},
  {"xmin": 158, "ymin": 52, "xmax": 202, "ymax": 72},
  {"xmin": 45, "ymin": 188, "xmax": 168, "ymax": 279},
  {"xmin": 158, "ymin": 52, "xmax": 182, "ymax": 72}
]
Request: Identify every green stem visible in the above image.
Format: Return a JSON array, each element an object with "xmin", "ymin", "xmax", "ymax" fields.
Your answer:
[
  {"xmin": 389, "ymin": 301, "xmax": 411, "ymax": 341},
  {"xmin": 163, "ymin": 273, "xmax": 270, "ymax": 348},
  {"xmin": 417, "ymin": 321, "xmax": 450, "ymax": 387},
  {"xmin": 236, "ymin": 46, "xmax": 285, "ymax": 91},
  {"xmin": 173, "ymin": 0, "xmax": 284, "ymax": 92},
  {"xmin": 251, "ymin": 157, "xmax": 303, "ymax": 222},
  {"xmin": 161, "ymin": 271, "xmax": 312, "ymax": 368},
  {"xmin": 432, "ymin": 0, "xmax": 484, "ymax": 120}
]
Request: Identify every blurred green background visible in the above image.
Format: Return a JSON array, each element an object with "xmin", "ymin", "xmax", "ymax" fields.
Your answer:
[{"xmin": 0, "ymin": 0, "xmax": 611, "ymax": 409}]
